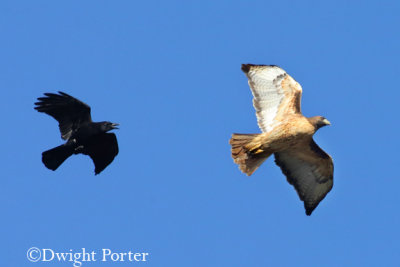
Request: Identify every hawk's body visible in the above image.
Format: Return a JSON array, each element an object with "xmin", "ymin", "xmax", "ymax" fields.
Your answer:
[{"xmin": 230, "ymin": 64, "xmax": 333, "ymax": 215}]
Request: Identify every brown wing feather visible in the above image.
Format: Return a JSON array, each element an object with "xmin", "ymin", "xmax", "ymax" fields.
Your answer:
[{"xmin": 274, "ymin": 139, "xmax": 333, "ymax": 215}]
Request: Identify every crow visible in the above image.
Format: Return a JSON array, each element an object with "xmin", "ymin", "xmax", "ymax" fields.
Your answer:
[{"xmin": 34, "ymin": 91, "xmax": 119, "ymax": 175}]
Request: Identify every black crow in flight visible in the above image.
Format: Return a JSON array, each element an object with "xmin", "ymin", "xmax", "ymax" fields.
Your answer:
[{"xmin": 35, "ymin": 92, "xmax": 119, "ymax": 175}]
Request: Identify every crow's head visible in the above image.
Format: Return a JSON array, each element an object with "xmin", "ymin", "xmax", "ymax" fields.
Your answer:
[{"xmin": 101, "ymin": 121, "xmax": 119, "ymax": 132}]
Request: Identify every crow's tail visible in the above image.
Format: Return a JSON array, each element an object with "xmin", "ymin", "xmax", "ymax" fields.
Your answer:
[{"xmin": 42, "ymin": 144, "xmax": 74, "ymax": 171}]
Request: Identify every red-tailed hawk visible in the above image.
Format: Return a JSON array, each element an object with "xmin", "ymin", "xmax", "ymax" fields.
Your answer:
[{"xmin": 230, "ymin": 64, "xmax": 333, "ymax": 215}]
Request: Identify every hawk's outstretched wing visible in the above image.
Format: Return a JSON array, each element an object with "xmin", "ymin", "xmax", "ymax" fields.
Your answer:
[
  {"xmin": 274, "ymin": 139, "xmax": 333, "ymax": 215},
  {"xmin": 241, "ymin": 64, "xmax": 302, "ymax": 132},
  {"xmin": 34, "ymin": 91, "xmax": 92, "ymax": 140}
]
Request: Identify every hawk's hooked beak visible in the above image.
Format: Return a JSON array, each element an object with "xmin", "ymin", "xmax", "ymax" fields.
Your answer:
[
  {"xmin": 322, "ymin": 118, "xmax": 331, "ymax": 126},
  {"xmin": 111, "ymin": 123, "xmax": 119, "ymax": 129}
]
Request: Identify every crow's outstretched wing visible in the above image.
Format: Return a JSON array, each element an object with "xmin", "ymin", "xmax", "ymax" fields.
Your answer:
[
  {"xmin": 82, "ymin": 133, "xmax": 119, "ymax": 175},
  {"xmin": 35, "ymin": 91, "xmax": 92, "ymax": 140}
]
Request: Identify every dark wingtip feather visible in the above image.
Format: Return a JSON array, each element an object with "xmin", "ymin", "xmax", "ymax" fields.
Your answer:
[
  {"xmin": 241, "ymin": 64, "xmax": 252, "ymax": 73},
  {"xmin": 44, "ymin": 92, "xmax": 57, "ymax": 97},
  {"xmin": 241, "ymin": 64, "xmax": 281, "ymax": 74},
  {"xmin": 58, "ymin": 91, "xmax": 70, "ymax": 97},
  {"xmin": 94, "ymin": 167, "xmax": 102, "ymax": 175},
  {"xmin": 305, "ymin": 205, "xmax": 316, "ymax": 216}
]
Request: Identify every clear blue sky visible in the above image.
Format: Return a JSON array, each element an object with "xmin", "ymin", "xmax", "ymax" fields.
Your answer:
[{"xmin": 2, "ymin": 1, "xmax": 399, "ymax": 266}]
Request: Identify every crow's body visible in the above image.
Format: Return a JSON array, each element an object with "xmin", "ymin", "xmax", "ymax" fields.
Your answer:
[{"xmin": 35, "ymin": 92, "xmax": 119, "ymax": 175}]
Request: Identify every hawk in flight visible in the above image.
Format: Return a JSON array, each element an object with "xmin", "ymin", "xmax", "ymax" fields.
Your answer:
[{"xmin": 230, "ymin": 64, "xmax": 334, "ymax": 215}]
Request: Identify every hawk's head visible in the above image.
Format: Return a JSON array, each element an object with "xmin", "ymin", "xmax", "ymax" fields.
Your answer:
[{"xmin": 309, "ymin": 116, "xmax": 331, "ymax": 130}]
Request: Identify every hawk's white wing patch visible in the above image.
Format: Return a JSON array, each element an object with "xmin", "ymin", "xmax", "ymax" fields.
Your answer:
[{"xmin": 242, "ymin": 64, "xmax": 302, "ymax": 132}]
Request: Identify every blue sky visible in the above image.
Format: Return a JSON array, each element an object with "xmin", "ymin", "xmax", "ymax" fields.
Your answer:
[{"xmin": 1, "ymin": 0, "xmax": 399, "ymax": 266}]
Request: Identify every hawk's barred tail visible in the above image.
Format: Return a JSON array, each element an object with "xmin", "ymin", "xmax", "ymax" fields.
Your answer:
[{"xmin": 230, "ymin": 133, "xmax": 272, "ymax": 176}]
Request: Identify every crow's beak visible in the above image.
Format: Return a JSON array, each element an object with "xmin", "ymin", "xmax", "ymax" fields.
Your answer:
[
  {"xmin": 111, "ymin": 123, "xmax": 119, "ymax": 129},
  {"xmin": 322, "ymin": 118, "xmax": 331, "ymax": 126}
]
